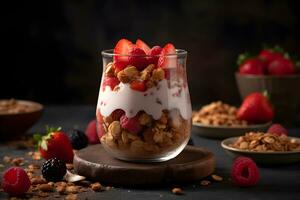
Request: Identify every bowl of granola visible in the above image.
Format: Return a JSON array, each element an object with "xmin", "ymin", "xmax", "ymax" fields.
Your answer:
[
  {"xmin": 221, "ymin": 132, "xmax": 300, "ymax": 165},
  {"xmin": 192, "ymin": 101, "xmax": 271, "ymax": 139},
  {"xmin": 0, "ymin": 99, "xmax": 43, "ymax": 138}
]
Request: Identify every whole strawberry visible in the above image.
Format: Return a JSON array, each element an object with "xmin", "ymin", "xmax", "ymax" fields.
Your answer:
[
  {"xmin": 259, "ymin": 49, "xmax": 284, "ymax": 65},
  {"xmin": 238, "ymin": 58, "xmax": 266, "ymax": 75},
  {"xmin": 37, "ymin": 127, "xmax": 74, "ymax": 163},
  {"xmin": 237, "ymin": 92, "xmax": 274, "ymax": 123},
  {"xmin": 267, "ymin": 57, "xmax": 295, "ymax": 75}
]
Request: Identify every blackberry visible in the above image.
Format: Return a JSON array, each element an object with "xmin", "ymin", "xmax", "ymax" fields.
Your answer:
[
  {"xmin": 41, "ymin": 158, "xmax": 66, "ymax": 182},
  {"xmin": 68, "ymin": 129, "xmax": 88, "ymax": 150}
]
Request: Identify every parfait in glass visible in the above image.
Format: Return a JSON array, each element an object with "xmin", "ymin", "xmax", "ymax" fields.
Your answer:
[{"xmin": 96, "ymin": 39, "xmax": 192, "ymax": 162}]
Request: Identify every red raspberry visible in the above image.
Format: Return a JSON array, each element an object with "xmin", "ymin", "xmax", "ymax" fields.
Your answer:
[
  {"xmin": 231, "ymin": 156, "xmax": 260, "ymax": 187},
  {"xmin": 128, "ymin": 47, "xmax": 148, "ymax": 70},
  {"xmin": 85, "ymin": 119, "xmax": 100, "ymax": 144},
  {"xmin": 102, "ymin": 77, "xmax": 120, "ymax": 91},
  {"xmin": 2, "ymin": 167, "xmax": 31, "ymax": 196},
  {"xmin": 267, "ymin": 124, "xmax": 288, "ymax": 136},
  {"xmin": 120, "ymin": 114, "xmax": 142, "ymax": 134}
]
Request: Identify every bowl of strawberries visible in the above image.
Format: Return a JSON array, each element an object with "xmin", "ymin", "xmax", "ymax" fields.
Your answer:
[{"xmin": 235, "ymin": 46, "xmax": 300, "ymax": 122}]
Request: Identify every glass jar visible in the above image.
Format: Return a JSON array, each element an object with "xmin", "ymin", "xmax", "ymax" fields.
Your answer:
[{"xmin": 96, "ymin": 49, "xmax": 192, "ymax": 162}]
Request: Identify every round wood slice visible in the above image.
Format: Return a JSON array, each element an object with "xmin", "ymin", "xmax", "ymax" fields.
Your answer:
[{"xmin": 73, "ymin": 144, "xmax": 215, "ymax": 186}]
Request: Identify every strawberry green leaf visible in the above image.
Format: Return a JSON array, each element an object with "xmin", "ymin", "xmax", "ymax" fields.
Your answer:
[
  {"xmin": 40, "ymin": 140, "xmax": 48, "ymax": 151},
  {"xmin": 237, "ymin": 52, "xmax": 252, "ymax": 66},
  {"xmin": 33, "ymin": 134, "xmax": 42, "ymax": 143}
]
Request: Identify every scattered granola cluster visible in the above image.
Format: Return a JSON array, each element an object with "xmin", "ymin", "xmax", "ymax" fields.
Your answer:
[
  {"xmin": 193, "ymin": 101, "xmax": 248, "ymax": 127},
  {"xmin": 1, "ymin": 154, "xmax": 111, "ymax": 199},
  {"xmin": 0, "ymin": 99, "xmax": 36, "ymax": 114},
  {"xmin": 98, "ymin": 109, "xmax": 190, "ymax": 158},
  {"xmin": 230, "ymin": 132, "xmax": 300, "ymax": 152}
]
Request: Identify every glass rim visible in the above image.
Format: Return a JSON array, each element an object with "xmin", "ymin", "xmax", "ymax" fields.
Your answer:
[{"xmin": 101, "ymin": 49, "xmax": 187, "ymax": 57}]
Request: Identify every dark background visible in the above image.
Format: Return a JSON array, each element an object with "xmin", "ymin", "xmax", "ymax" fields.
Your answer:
[{"xmin": 1, "ymin": 0, "xmax": 300, "ymax": 107}]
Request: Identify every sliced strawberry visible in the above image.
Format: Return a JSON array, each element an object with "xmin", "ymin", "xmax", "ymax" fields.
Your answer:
[
  {"xmin": 102, "ymin": 77, "xmax": 120, "ymax": 91},
  {"xmin": 128, "ymin": 47, "xmax": 148, "ymax": 70},
  {"xmin": 113, "ymin": 39, "xmax": 134, "ymax": 70},
  {"xmin": 148, "ymin": 46, "xmax": 162, "ymax": 65},
  {"xmin": 158, "ymin": 43, "xmax": 177, "ymax": 68},
  {"xmin": 136, "ymin": 39, "xmax": 151, "ymax": 54},
  {"xmin": 130, "ymin": 80, "xmax": 146, "ymax": 92}
]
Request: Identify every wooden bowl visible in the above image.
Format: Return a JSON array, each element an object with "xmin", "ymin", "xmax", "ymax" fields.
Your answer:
[
  {"xmin": 0, "ymin": 100, "xmax": 43, "ymax": 139},
  {"xmin": 235, "ymin": 73, "xmax": 300, "ymax": 123}
]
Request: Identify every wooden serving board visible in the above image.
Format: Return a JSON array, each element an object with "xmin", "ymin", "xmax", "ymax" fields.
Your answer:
[{"xmin": 73, "ymin": 144, "xmax": 215, "ymax": 186}]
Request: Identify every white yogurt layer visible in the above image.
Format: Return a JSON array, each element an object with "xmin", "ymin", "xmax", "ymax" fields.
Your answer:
[{"xmin": 97, "ymin": 79, "xmax": 192, "ymax": 120}]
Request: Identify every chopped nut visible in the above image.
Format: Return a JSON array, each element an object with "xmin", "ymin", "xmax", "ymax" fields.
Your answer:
[
  {"xmin": 12, "ymin": 157, "xmax": 24, "ymax": 166},
  {"xmin": 66, "ymin": 186, "xmax": 78, "ymax": 194},
  {"xmin": 171, "ymin": 187, "xmax": 183, "ymax": 195},
  {"xmin": 65, "ymin": 194, "xmax": 77, "ymax": 200},
  {"xmin": 105, "ymin": 62, "xmax": 115, "ymax": 77},
  {"xmin": 140, "ymin": 64, "xmax": 155, "ymax": 81},
  {"xmin": 56, "ymin": 185, "xmax": 66, "ymax": 194},
  {"xmin": 3, "ymin": 156, "xmax": 12, "ymax": 163},
  {"xmin": 90, "ymin": 182, "xmax": 102, "ymax": 191},
  {"xmin": 152, "ymin": 68, "xmax": 165, "ymax": 82},
  {"xmin": 139, "ymin": 113, "xmax": 152, "ymax": 125},
  {"xmin": 123, "ymin": 66, "xmax": 139, "ymax": 79},
  {"xmin": 200, "ymin": 180, "xmax": 211, "ymax": 186},
  {"xmin": 117, "ymin": 70, "xmax": 130, "ymax": 83},
  {"xmin": 38, "ymin": 183, "xmax": 53, "ymax": 192},
  {"xmin": 31, "ymin": 177, "xmax": 47, "ymax": 185},
  {"xmin": 211, "ymin": 174, "xmax": 223, "ymax": 182},
  {"xmin": 108, "ymin": 121, "xmax": 122, "ymax": 139}
]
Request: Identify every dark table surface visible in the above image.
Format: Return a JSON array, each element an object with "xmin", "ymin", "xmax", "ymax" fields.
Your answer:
[{"xmin": 1, "ymin": 105, "xmax": 300, "ymax": 200}]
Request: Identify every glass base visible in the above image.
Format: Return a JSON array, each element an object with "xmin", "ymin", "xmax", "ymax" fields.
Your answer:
[{"xmin": 102, "ymin": 138, "xmax": 189, "ymax": 163}]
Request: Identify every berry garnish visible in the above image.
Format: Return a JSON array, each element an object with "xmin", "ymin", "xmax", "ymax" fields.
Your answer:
[
  {"xmin": 237, "ymin": 92, "xmax": 274, "ymax": 123},
  {"xmin": 120, "ymin": 114, "xmax": 142, "ymax": 134},
  {"xmin": 102, "ymin": 77, "xmax": 120, "ymax": 91},
  {"xmin": 128, "ymin": 47, "xmax": 148, "ymax": 70},
  {"xmin": 136, "ymin": 39, "xmax": 151, "ymax": 54},
  {"xmin": 130, "ymin": 80, "xmax": 146, "ymax": 92},
  {"xmin": 158, "ymin": 43, "xmax": 177, "ymax": 68},
  {"xmin": 41, "ymin": 158, "xmax": 67, "ymax": 182},
  {"xmin": 231, "ymin": 156, "xmax": 260, "ymax": 187},
  {"xmin": 267, "ymin": 57, "xmax": 295, "ymax": 75},
  {"xmin": 68, "ymin": 129, "xmax": 88, "ymax": 150},
  {"xmin": 267, "ymin": 123, "xmax": 288, "ymax": 136},
  {"xmin": 1, "ymin": 167, "xmax": 31, "ymax": 196},
  {"xmin": 114, "ymin": 39, "xmax": 134, "ymax": 70},
  {"xmin": 148, "ymin": 45, "xmax": 162, "ymax": 65},
  {"xmin": 36, "ymin": 127, "xmax": 74, "ymax": 163},
  {"xmin": 238, "ymin": 58, "xmax": 266, "ymax": 75},
  {"xmin": 85, "ymin": 119, "xmax": 100, "ymax": 144}
]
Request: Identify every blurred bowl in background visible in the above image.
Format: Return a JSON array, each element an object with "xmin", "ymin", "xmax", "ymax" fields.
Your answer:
[
  {"xmin": 235, "ymin": 73, "xmax": 300, "ymax": 123},
  {"xmin": 0, "ymin": 99, "xmax": 43, "ymax": 140}
]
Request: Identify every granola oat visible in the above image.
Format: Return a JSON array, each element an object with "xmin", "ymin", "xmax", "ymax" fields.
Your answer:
[
  {"xmin": 193, "ymin": 101, "xmax": 248, "ymax": 127},
  {"xmin": 230, "ymin": 132, "xmax": 300, "ymax": 152}
]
